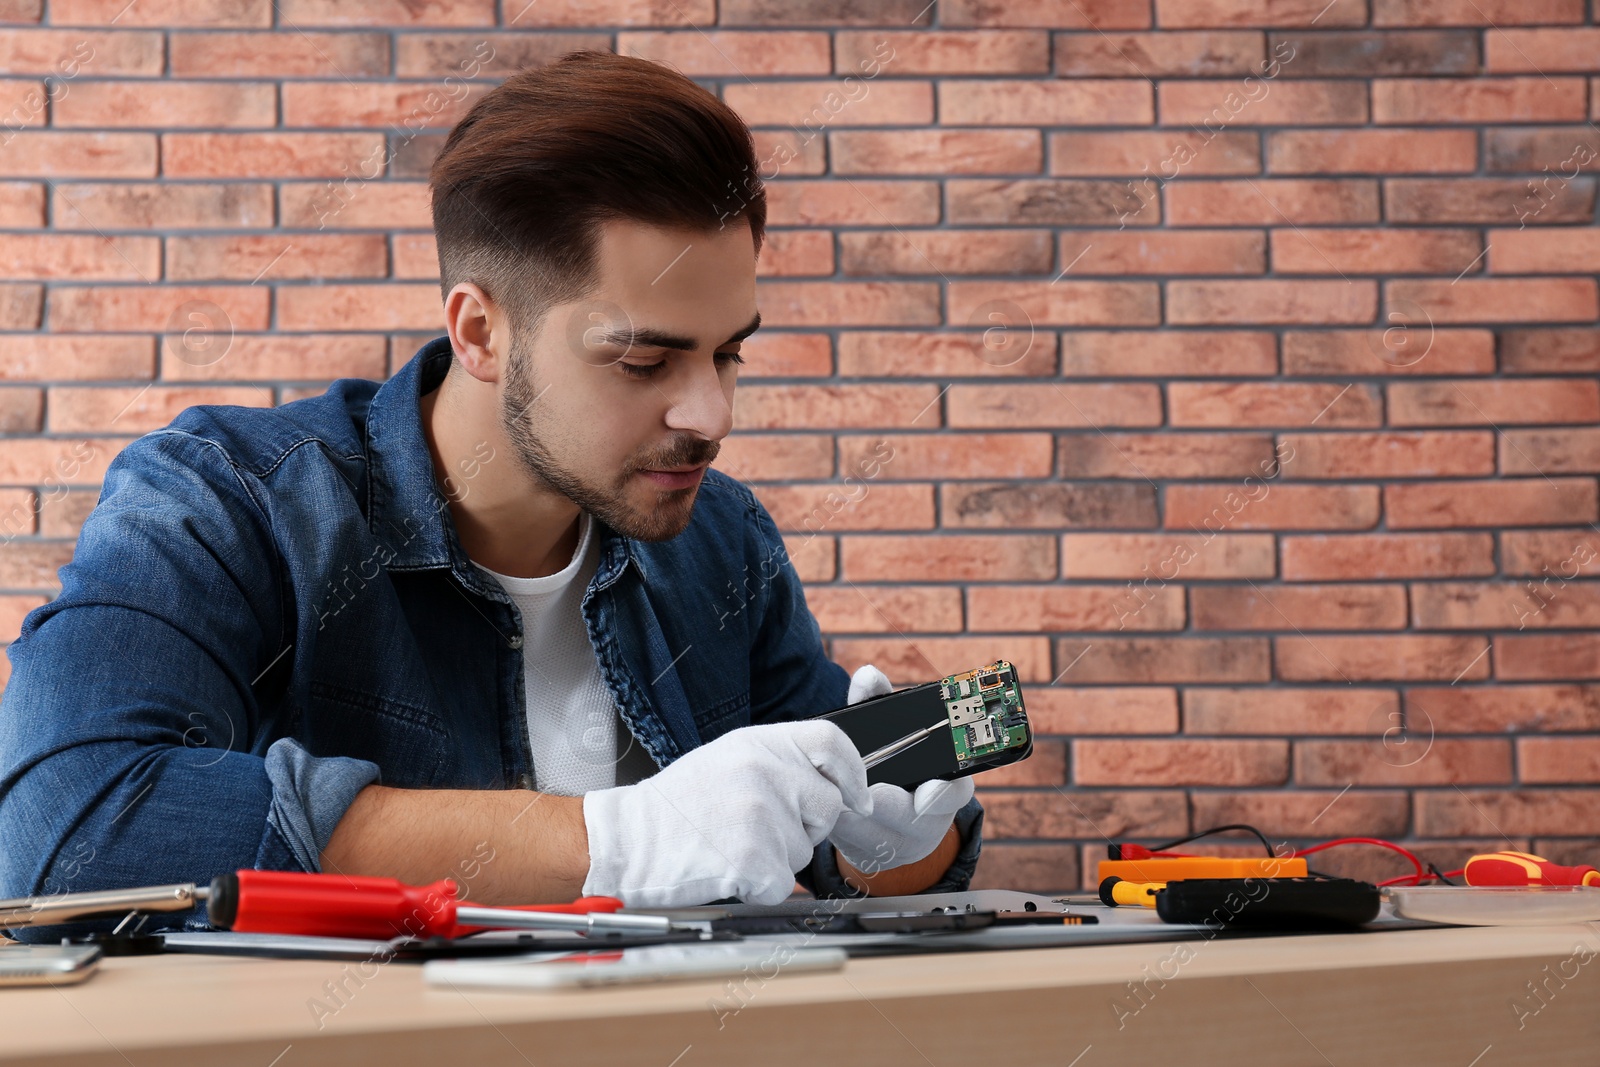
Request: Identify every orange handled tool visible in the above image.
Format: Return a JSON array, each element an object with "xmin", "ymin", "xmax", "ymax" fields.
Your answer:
[
  {"xmin": 205, "ymin": 870, "xmax": 671, "ymax": 939},
  {"xmin": 1463, "ymin": 851, "xmax": 1600, "ymax": 888}
]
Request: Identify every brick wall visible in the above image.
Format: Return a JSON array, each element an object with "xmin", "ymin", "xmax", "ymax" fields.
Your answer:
[{"xmin": 2, "ymin": 0, "xmax": 1598, "ymax": 892}]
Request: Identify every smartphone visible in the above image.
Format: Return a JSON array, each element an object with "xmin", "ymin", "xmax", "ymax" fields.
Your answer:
[
  {"xmin": 0, "ymin": 943, "xmax": 103, "ymax": 986},
  {"xmin": 423, "ymin": 942, "xmax": 846, "ymax": 991},
  {"xmin": 817, "ymin": 659, "xmax": 1032, "ymax": 788}
]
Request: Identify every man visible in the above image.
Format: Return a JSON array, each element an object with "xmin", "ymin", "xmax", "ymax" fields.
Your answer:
[{"xmin": 0, "ymin": 51, "xmax": 982, "ymax": 927}]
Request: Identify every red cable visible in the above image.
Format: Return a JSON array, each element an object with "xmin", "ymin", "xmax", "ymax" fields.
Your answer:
[{"xmin": 1290, "ymin": 837, "xmax": 1426, "ymax": 884}]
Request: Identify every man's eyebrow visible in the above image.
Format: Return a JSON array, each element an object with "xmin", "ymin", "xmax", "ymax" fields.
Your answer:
[{"xmin": 598, "ymin": 312, "xmax": 761, "ymax": 353}]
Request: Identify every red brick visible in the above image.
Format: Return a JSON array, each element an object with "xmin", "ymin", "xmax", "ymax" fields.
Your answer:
[
  {"xmin": 724, "ymin": 81, "xmax": 933, "ymax": 128},
  {"xmin": 1484, "ymin": 127, "xmax": 1600, "ymax": 173},
  {"xmin": 1417, "ymin": 790, "xmax": 1599, "ymax": 838},
  {"xmin": 947, "ymin": 383, "xmax": 1161, "ymax": 429},
  {"xmin": 0, "ymin": 593, "xmax": 45, "ymax": 641},
  {"xmin": 49, "ymin": 385, "xmax": 272, "ymax": 433},
  {"xmin": 0, "ymin": 489, "xmax": 35, "ymax": 540},
  {"xmin": 0, "ymin": 286, "xmax": 40, "ymax": 330},
  {"xmin": 1283, "ymin": 532, "xmax": 1495, "ymax": 581},
  {"xmin": 0, "ymin": 390, "xmax": 40, "ymax": 432},
  {"xmin": 1061, "ymin": 432, "xmax": 1278, "ymax": 479},
  {"xmin": 1167, "ymin": 178, "xmax": 1379, "ymax": 225},
  {"xmin": 0, "ymin": 132, "xmax": 156, "ymax": 178},
  {"xmin": 783, "ymin": 533, "xmax": 834, "ymax": 582},
  {"xmin": 1388, "ymin": 479, "xmax": 1597, "ymax": 529},
  {"xmin": 1167, "ymin": 484, "xmax": 1379, "ymax": 531},
  {"xmin": 1077, "ymin": 738, "xmax": 1288, "ymax": 786},
  {"xmin": 1267, "ymin": 128, "xmax": 1476, "ymax": 174},
  {"xmin": 1414, "ymin": 581, "xmax": 1600, "ymax": 630},
  {"xmin": 616, "ymin": 31, "xmax": 829, "ymax": 75},
  {"xmin": 1157, "ymin": 0, "xmax": 1368, "ymax": 26},
  {"xmin": 397, "ymin": 32, "xmax": 613, "ymax": 78},
  {"xmin": 51, "ymin": 0, "xmax": 270, "ymax": 25},
  {"xmin": 1172, "ymin": 280, "xmax": 1379, "ymax": 326},
  {"xmin": 836, "ymin": 30, "xmax": 1048, "ymax": 74},
  {"xmin": 56, "ymin": 81, "xmax": 275, "ymax": 128},
  {"xmin": 280, "ymin": 182, "xmax": 431, "ymax": 230},
  {"xmin": 1490, "ymin": 228, "xmax": 1600, "ymax": 274},
  {"xmin": 733, "ymin": 384, "xmax": 940, "ymax": 431},
  {"xmin": 942, "ymin": 0, "xmax": 1152, "ymax": 28},
  {"xmin": 1392, "ymin": 380, "xmax": 1600, "ymax": 427},
  {"xmin": 1160, "ymin": 79, "xmax": 1367, "ymax": 126},
  {"xmin": 1049, "ymin": 130, "xmax": 1259, "ymax": 176},
  {"xmin": 1056, "ymin": 31, "xmax": 1262, "ymax": 76},
  {"xmin": 0, "ymin": 542, "xmax": 77, "ymax": 588},
  {"xmin": 765, "ymin": 181, "xmax": 939, "ymax": 227},
  {"xmin": 751, "ymin": 231, "xmax": 832, "ymax": 278},
  {"xmin": 1270, "ymin": 29, "xmax": 1479, "ymax": 75},
  {"xmin": 1272, "ymin": 228, "xmax": 1480, "ymax": 275},
  {"xmin": 1501, "ymin": 329, "xmax": 1600, "ymax": 373},
  {"xmin": 0, "ymin": 28, "xmax": 161, "ymax": 74},
  {"xmin": 737, "ymin": 333, "xmax": 831, "ymax": 377},
  {"xmin": 752, "ymin": 281, "xmax": 940, "ymax": 327},
  {"xmin": 842, "ymin": 534, "xmax": 1055, "ymax": 582},
  {"xmin": 972, "ymin": 740, "xmax": 1067, "ymax": 787},
  {"xmin": 391, "ymin": 233, "xmax": 438, "ymax": 280},
  {"xmin": 1375, "ymin": 77, "xmax": 1587, "ymax": 123},
  {"xmin": 1063, "ymin": 532, "xmax": 1275, "ymax": 579},
  {"xmin": 1486, "ymin": 28, "xmax": 1600, "ymax": 72},
  {"xmin": 1279, "ymin": 431, "xmax": 1495, "ymax": 478},
  {"xmin": 976, "ymin": 790, "xmax": 1187, "ymax": 843},
  {"xmin": 1408, "ymin": 684, "xmax": 1600, "ymax": 732},
  {"xmin": 1194, "ymin": 583, "xmax": 1407, "ymax": 631},
  {"xmin": 1055, "ymin": 636, "xmax": 1271, "ymax": 684},
  {"xmin": 172, "ymin": 30, "xmax": 389, "ymax": 76},
  {"xmin": 281, "ymin": 82, "xmax": 490, "ymax": 129},
  {"xmin": 1519, "ymin": 738, "xmax": 1600, "ymax": 784},
  {"xmin": 162, "ymin": 132, "xmax": 384, "ymax": 179},
  {"xmin": 1062, "ymin": 330, "xmax": 1276, "ymax": 377},
  {"xmin": 838, "ymin": 229, "xmax": 1051, "ymax": 275},
  {"xmin": 1297, "ymin": 738, "xmax": 1511, "ymax": 786},
  {"xmin": 969, "ymin": 843, "xmax": 1078, "ymax": 892},
  {"xmin": 1060, "ymin": 230, "xmax": 1264, "ymax": 275},
  {"xmin": 832, "ymin": 636, "xmax": 1052, "ymax": 684},
  {"xmin": 166, "ymin": 234, "xmax": 385, "ymax": 281},
  {"xmin": 1185, "ymin": 687, "xmax": 1398, "ymax": 734},
  {"xmin": 1281, "ymin": 329, "xmax": 1494, "ymax": 376},
  {"xmin": 0, "ymin": 234, "xmax": 157, "ymax": 280},
  {"xmin": 160, "ymin": 334, "xmax": 384, "ymax": 382},
  {"xmin": 719, "ymin": 0, "xmax": 926, "ymax": 25},
  {"xmin": 947, "ymin": 280, "xmax": 1160, "ymax": 327},
  {"xmin": 1386, "ymin": 278, "xmax": 1599, "ymax": 325},
  {"xmin": 754, "ymin": 484, "xmax": 934, "ymax": 534},
  {"xmin": 1277, "ymin": 634, "xmax": 1491, "ymax": 682},
  {"xmin": 1386, "ymin": 178, "xmax": 1595, "ymax": 225},
  {"xmin": 1496, "ymin": 634, "xmax": 1600, "ymax": 680},
  {"xmin": 753, "ymin": 130, "xmax": 826, "ymax": 177},
  {"xmin": 0, "ymin": 335, "xmax": 152, "ymax": 382},
  {"xmin": 50, "ymin": 285, "xmax": 268, "ymax": 332},
  {"xmin": 832, "ymin": 130, "xmax": 1041, "ymax": 176},
  {"xmin": 1501, "ymin": 530, "xmax": 1600, "ymax": 578},
  {"xmin": 943, "ymin": 482, "xmax": 1157, "ymax": 528},
  {"xmin": 1170, "ymin": 382, "xmax": 1380, "ymax": 427},
  {"xmin": 840, "ymin": 434, "xmax": 1053, "ymax": 480},
  {"xmin": 1026, "ymin": 687, "xmax": 1179, "ymax": 735},
  {"xmin": 51, "ymin": 181, "xmax": 272, "ymax": 230},
  {"xmin": 1374, "ymin": 0, "xmax": 1585, "ymax": 26},
  {"xmin": 939, "ymin": 80, "xmax": 1153, "ymax": 126},
  {"xmin": 277, "ymin": 283, "xmax": 442, "ymax": 331},
  {"xmin": 1192, "ymin": 790, "xmax": 1409, "ymax": 838},
  {"xmin": 714, "ymin": 434, "xmax": 832, "ymax": 481},
  {"xmin": 968, "ymin": 584, "xmax": 1184, "ymax": 632},
  {"xmin": 0, "ymin": 183, "xmax": 42, "ymax": 227},
  {"xmin": 805, "ymin": 586, "xmax": 962, "ymax": 634},
  {"xmin": 947, "ymin": 179, "xmax": 1152, "ymax": 226},
  {"xmin": 276, "ymin": 0, "xmax": 498, "ymax": 25},
  {"xmin": 837, "ymin": 331, "xmax": 1058, "ymax": 378}
]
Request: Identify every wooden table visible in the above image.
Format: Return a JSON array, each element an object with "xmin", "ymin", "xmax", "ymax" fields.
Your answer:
[{"xmin": 2, "ymin": 923, "xmax": 1597, "ymax": 1066}]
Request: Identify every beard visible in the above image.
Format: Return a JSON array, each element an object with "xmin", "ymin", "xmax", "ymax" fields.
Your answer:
[{"xmin": 500, "ymin": 342, "xmax": 719, "ymax": 542}]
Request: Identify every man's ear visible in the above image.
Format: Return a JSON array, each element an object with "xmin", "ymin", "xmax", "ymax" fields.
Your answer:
[{"xmin": 444, "ymin": 282, "xmax": 510, "ymax": 385}]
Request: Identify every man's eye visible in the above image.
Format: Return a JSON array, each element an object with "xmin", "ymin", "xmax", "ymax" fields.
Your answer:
[
  {"xmin": 619, "ymin": 361, "xmax": 664, "ymax": 379},
  {"xmin": 715, "ymin": 350, "xmax": 745, "ymax": 366}
]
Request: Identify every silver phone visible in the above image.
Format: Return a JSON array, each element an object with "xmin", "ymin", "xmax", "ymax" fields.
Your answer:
[{"xmin": 0, "ymin": 943, "xmax": 103, "ymax": 986}]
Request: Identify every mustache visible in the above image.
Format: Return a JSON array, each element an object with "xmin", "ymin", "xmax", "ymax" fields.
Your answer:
[{"xmin": 630, "ymin": 435, "xmax": 720, "ymax": 472}]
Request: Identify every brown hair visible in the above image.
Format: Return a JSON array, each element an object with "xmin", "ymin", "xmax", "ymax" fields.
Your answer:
[{"xmin": 429, "ymin": 50, "xmax": 766, "ymax": 334}]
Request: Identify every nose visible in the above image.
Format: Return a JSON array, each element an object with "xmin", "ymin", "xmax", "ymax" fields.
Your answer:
[{"xmin": 662, "ymin": 356, "xmax": 733, "ymax": 442}]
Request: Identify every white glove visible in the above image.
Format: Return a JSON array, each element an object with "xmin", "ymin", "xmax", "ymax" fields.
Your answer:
[
  {"xmin": 828, "ymin": 665, "xmax": 976, "ymax": 876},
  {"xmin": 581, "ymin": 720, "xmax": 873, "ymax": 907}
]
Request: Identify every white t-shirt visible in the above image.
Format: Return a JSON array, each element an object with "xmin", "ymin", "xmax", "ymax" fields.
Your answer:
[{"xmin": 472, "ymin": 513, "xmax": 655, "ymax": 796}]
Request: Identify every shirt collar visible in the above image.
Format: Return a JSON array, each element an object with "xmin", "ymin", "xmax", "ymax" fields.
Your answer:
[{"xmin": 364, "ymin": 334, "xmax": 642, "ymax": 589}]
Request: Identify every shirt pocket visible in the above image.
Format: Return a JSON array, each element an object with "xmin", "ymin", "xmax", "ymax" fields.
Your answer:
[
  {"xmin": 302, "ymin": 678, "xmax": 451, "ymax": 787},
  {"xmin": 694, "ymin": 688, "xmax": 752, "ymax": 744}
]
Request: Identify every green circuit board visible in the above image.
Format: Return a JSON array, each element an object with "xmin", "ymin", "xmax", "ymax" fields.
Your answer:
[{"xmin": 941, "ymin": 660, "xmax": 1029, "ymax": 770}]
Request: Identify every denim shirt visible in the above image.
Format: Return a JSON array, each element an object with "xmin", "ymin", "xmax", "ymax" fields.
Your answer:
[{"xmin": 0, "ymin": 334, "xmax": 982, "ymax": 931}]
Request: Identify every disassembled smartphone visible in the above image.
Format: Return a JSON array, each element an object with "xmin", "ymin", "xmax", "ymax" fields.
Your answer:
[
  {"xmin": 818, "ymin": 659, "xmax": 1032, "ymax": 788},
  {"xmin": 0, "ymin": 943, "xmax": 103, "ymax": 986}
]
